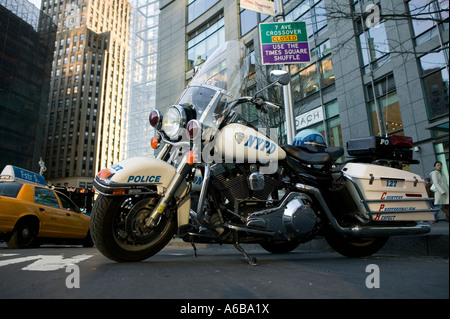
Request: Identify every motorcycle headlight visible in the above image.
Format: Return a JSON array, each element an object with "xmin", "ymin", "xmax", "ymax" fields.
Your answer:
[{"xmin": 162, "ymin": 106, "xmax": 185, "ymax": 139}]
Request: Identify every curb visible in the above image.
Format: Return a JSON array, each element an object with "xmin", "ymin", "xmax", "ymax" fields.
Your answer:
[{"xmin": 166, "ymin": 222, "xmax": 449, "ymax": 258}]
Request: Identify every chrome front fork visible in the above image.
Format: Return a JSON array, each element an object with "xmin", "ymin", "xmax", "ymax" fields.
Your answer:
[{"xmin": 146, "ymin": 144, "xmax": 192, "ymax": 227}]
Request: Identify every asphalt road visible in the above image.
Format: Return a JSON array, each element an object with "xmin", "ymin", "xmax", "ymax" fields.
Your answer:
[{"xmin": 0, "ymin": 241, "xmax": 448, "ymax": 303}]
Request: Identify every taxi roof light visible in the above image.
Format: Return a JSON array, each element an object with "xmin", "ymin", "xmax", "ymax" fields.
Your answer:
[{"xmin": 0, "ymin": 165, "xmax": 46, "ymax": 186}]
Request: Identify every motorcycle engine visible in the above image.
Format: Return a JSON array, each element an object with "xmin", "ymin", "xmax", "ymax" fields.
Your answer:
[
  {"xmin": 247, "ymin": 192, "xmax": 319, "ymax": 241},
  {"xmin": 210, "ymin": 163, "xmax": 282, "ymax": 209},
  {"xmin": 210, "ymin": 164, "xmax": 319, "ymax": 241}
]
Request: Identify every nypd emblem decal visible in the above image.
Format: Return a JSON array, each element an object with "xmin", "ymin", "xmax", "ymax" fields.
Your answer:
[{"xmin": 235, "ymin": 132, "xmax": 245, "ymax": 144}]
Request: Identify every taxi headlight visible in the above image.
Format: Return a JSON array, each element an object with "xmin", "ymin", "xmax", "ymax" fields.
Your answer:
[{"xmin": 162, "ymin": 106, "xmax": 185, "ymax": 139}]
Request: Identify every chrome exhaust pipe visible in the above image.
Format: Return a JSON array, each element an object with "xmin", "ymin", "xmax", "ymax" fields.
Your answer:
[
  {"xmin": 295, "ymin": 183, "xmax": 431, "ymax": 237},
  {"xmin": 345, "ymin": 223, "xmax": 431, "ymax": 237}
]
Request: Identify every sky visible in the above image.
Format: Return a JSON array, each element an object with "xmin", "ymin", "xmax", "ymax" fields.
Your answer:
[{"xmin": 28, "ymin": 0, "xmax": 41, "ymax": 9}]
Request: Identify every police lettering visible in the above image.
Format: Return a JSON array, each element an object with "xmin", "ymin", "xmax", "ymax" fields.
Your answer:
[
  {"xmin": 244, "ymin": 135, "xmax": 277, "ymax": 154},
  {"xmin": 127, "ymin": 175, "xmax": 161, "ymax": 183}
]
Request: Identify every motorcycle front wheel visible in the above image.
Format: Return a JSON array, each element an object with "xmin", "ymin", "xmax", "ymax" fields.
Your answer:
[
  {"xmin": 324, "ymin": 229, "xmax": 389, "ymax": 258},
  {"xmin": 90, "ymin": 195, "xmax": 177, "ymax": 262}
]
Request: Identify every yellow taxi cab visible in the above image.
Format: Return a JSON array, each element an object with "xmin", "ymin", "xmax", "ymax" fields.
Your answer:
[{"xmin": 0, "ymin": 165, "xmax": 92, "ymax": 248}]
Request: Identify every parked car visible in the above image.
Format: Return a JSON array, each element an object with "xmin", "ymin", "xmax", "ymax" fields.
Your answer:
[{"xmin": 0, "ymin": 178, "xmax": 93, "ymax": 249}]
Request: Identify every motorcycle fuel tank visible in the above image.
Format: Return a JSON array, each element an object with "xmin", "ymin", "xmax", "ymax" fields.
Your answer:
[{"xmin": 214, "ymin": 123, "xmax": 286, "ymax": 163}]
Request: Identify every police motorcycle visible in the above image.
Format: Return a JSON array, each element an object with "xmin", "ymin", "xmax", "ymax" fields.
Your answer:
[{"xmin": 91, "ymin": 41, "xmax": 435, "ymax": 264}]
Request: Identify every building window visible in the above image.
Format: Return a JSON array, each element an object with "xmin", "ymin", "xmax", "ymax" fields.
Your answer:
[
  {"xmin": 188, "ymin": 0, "xmax": 220, "ymax": 23},
  {"xmin": 420, "ymin": 48, "xmax": 449, "ymax": 119},
  {"xmin": 187, "ymin": 17, "xmax": 225, "ymax": 71},
  {"xmin": 357, "ymin": 19, "xmax": 390, "ymax": 74},
  {"xmin": 297, "ymin": 63, "xmax": 319, "ymax": 98},
  {"xmin": 290, "ymin": 39, "xmax": 334, "ymax": 100},
  {"xmin": 240, "ymin": 8, "xmax": 268, "ymax": 36},
  {"xmin": 367, "ymin": 75, "xmax": 403, "ymax": 136},
  {"xmin": 325, "ymin": 101, "xmax": 343, "ymax": 148},
  {"xmin": 408, "ymin": 0, "xmax": 449, "ymax": 45},
  {"xmin": 285, "ymin": 0, "xmax": 328, "ymax": 37},
  {"xmin": 318, "ymin": 40, "xmax": 334, "ymax": 87},
  {"xmin": 285, "ymin": 0, "xmax": 333, "ymax": 100}
]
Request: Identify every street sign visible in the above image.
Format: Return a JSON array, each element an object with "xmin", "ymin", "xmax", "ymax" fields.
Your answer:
[
  {"xmin": 259, "ymin": 21, "xmax": 310, "ymax": 65},
  {"xmin": 240, "ymin": 0, "xmax": 275, "ymax": 16}
]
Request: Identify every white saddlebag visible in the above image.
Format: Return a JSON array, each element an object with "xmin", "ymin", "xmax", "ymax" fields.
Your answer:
[{"xmin": 342, "ymin": 163, "xmax": 435, "ymax": 221}]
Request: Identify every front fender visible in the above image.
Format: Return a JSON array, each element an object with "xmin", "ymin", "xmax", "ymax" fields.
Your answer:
[
  {"xmin": 93, "ymin": 157, "xmax": 190, "ymax": 228},
  {"xmin": 94, "ymin": 157, "xmax": 176, "ymax": 195}
]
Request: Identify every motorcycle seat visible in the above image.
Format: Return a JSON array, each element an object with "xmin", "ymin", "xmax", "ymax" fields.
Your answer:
[{"xmin": 283, "ymin": 144, "xmax": 344, "ymax": 165}]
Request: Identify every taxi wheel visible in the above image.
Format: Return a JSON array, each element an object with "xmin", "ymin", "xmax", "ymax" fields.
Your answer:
[
  {"xmin": 7, "ymin": 219, "xmax": 38, "ymax": 249},
  {"xmin": 82, "ymin": 231, "xmax": 94, "ymax": 247}
]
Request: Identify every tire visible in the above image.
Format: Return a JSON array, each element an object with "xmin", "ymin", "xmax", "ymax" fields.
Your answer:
[
  {"xmin": 7, "ymin": 219, "xmax": 38, "ymax": 249},
  {"xmin": 90, "ymin": 195, "xmax": 177, "ymax": 262},
  {"xmin": 81, "ymin": 231, "xmax": 94, "ymax": 247},
  {"xmin": 324, "ymin": 229, "xmax": 389, "ymax": 258},
  {"xmin": 260, "ymin": 240, "xmax": 301, "ymax": 254}
]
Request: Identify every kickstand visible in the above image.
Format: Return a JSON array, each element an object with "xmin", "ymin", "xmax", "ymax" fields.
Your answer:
[
  {"xmin": 233, "ymin": 242, "xmax": 257, "ymax": 266},
  {"xmin": 190, "ymin": 239, "xmax": 198, "ymax": 257}
]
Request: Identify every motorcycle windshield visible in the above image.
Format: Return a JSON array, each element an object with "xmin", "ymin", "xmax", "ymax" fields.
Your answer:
[{"xmin": 176, "ymin": 40, "xmax": 249, "ymax": 130}]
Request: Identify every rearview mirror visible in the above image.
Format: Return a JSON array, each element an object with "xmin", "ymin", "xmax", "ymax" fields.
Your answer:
[{"xmin": 270, "ymin": 70, "xmax": 290, "ymax": 86}]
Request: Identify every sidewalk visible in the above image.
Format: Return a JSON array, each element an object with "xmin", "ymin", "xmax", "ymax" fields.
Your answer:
[
  {"xmin": 379, "ymin": 220, "xmax": 448, "ymax": 258},
  {"xmin": 378, "ymin": 210, "xmax": 449, "ymax": 258}
]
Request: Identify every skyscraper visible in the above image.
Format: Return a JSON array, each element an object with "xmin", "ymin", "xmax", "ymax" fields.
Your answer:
[
  {"xmin": 122, "ymin": 0, "xmax": 159, "ymax": 159},
  {"xmin": 0, "ymin": 0, "xmax": 55, "ymax": 172},
  {"xmin": 41, "ymin": 0, "xmax": 130, "ymax": 188}
]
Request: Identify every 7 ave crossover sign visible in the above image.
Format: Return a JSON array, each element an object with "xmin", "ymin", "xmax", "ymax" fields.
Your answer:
[{"xmin": 259, "ymin": 21, "xmax": 310, "ymax": 65}]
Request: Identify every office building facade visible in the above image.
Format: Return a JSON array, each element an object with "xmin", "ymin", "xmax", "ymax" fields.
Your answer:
[
  {"xmin": 0, "ymin": 0, "xmax": 55, "ymax": 172},
  {"xmin": 156, "ymin": 0, "xmax": 448, "ymax": 178},
  {"xmin": 122, "ymin": 0, "xmax": 159, "ymax": 159},
  {"xmin": 40, "ymin": 0, "xmax": 130, "ymax": 188}
]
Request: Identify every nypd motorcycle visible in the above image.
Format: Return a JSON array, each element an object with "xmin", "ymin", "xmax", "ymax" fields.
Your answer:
[{"xmin": 91, "ymin": 41, "xmax": 435, "ymax": 264}]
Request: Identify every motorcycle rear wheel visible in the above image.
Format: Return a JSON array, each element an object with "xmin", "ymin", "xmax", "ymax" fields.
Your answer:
[
  {"xmin": 324, "ymin": 229, "xmax": 389, "ymax": 258},
  {"xmin": 90, "ymin": 195, "xmax": 177, "ymax": 262}
]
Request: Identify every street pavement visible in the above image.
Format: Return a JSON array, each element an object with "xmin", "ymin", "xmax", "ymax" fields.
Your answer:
[{"xmin": 0, "ymin": 218, "xmax": 447, "ymax": 300}]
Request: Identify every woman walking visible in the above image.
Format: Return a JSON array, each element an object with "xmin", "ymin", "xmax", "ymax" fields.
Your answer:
[{"xmin": 430, "ymin": 161, "xmax": 449, "ymax": 223}]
